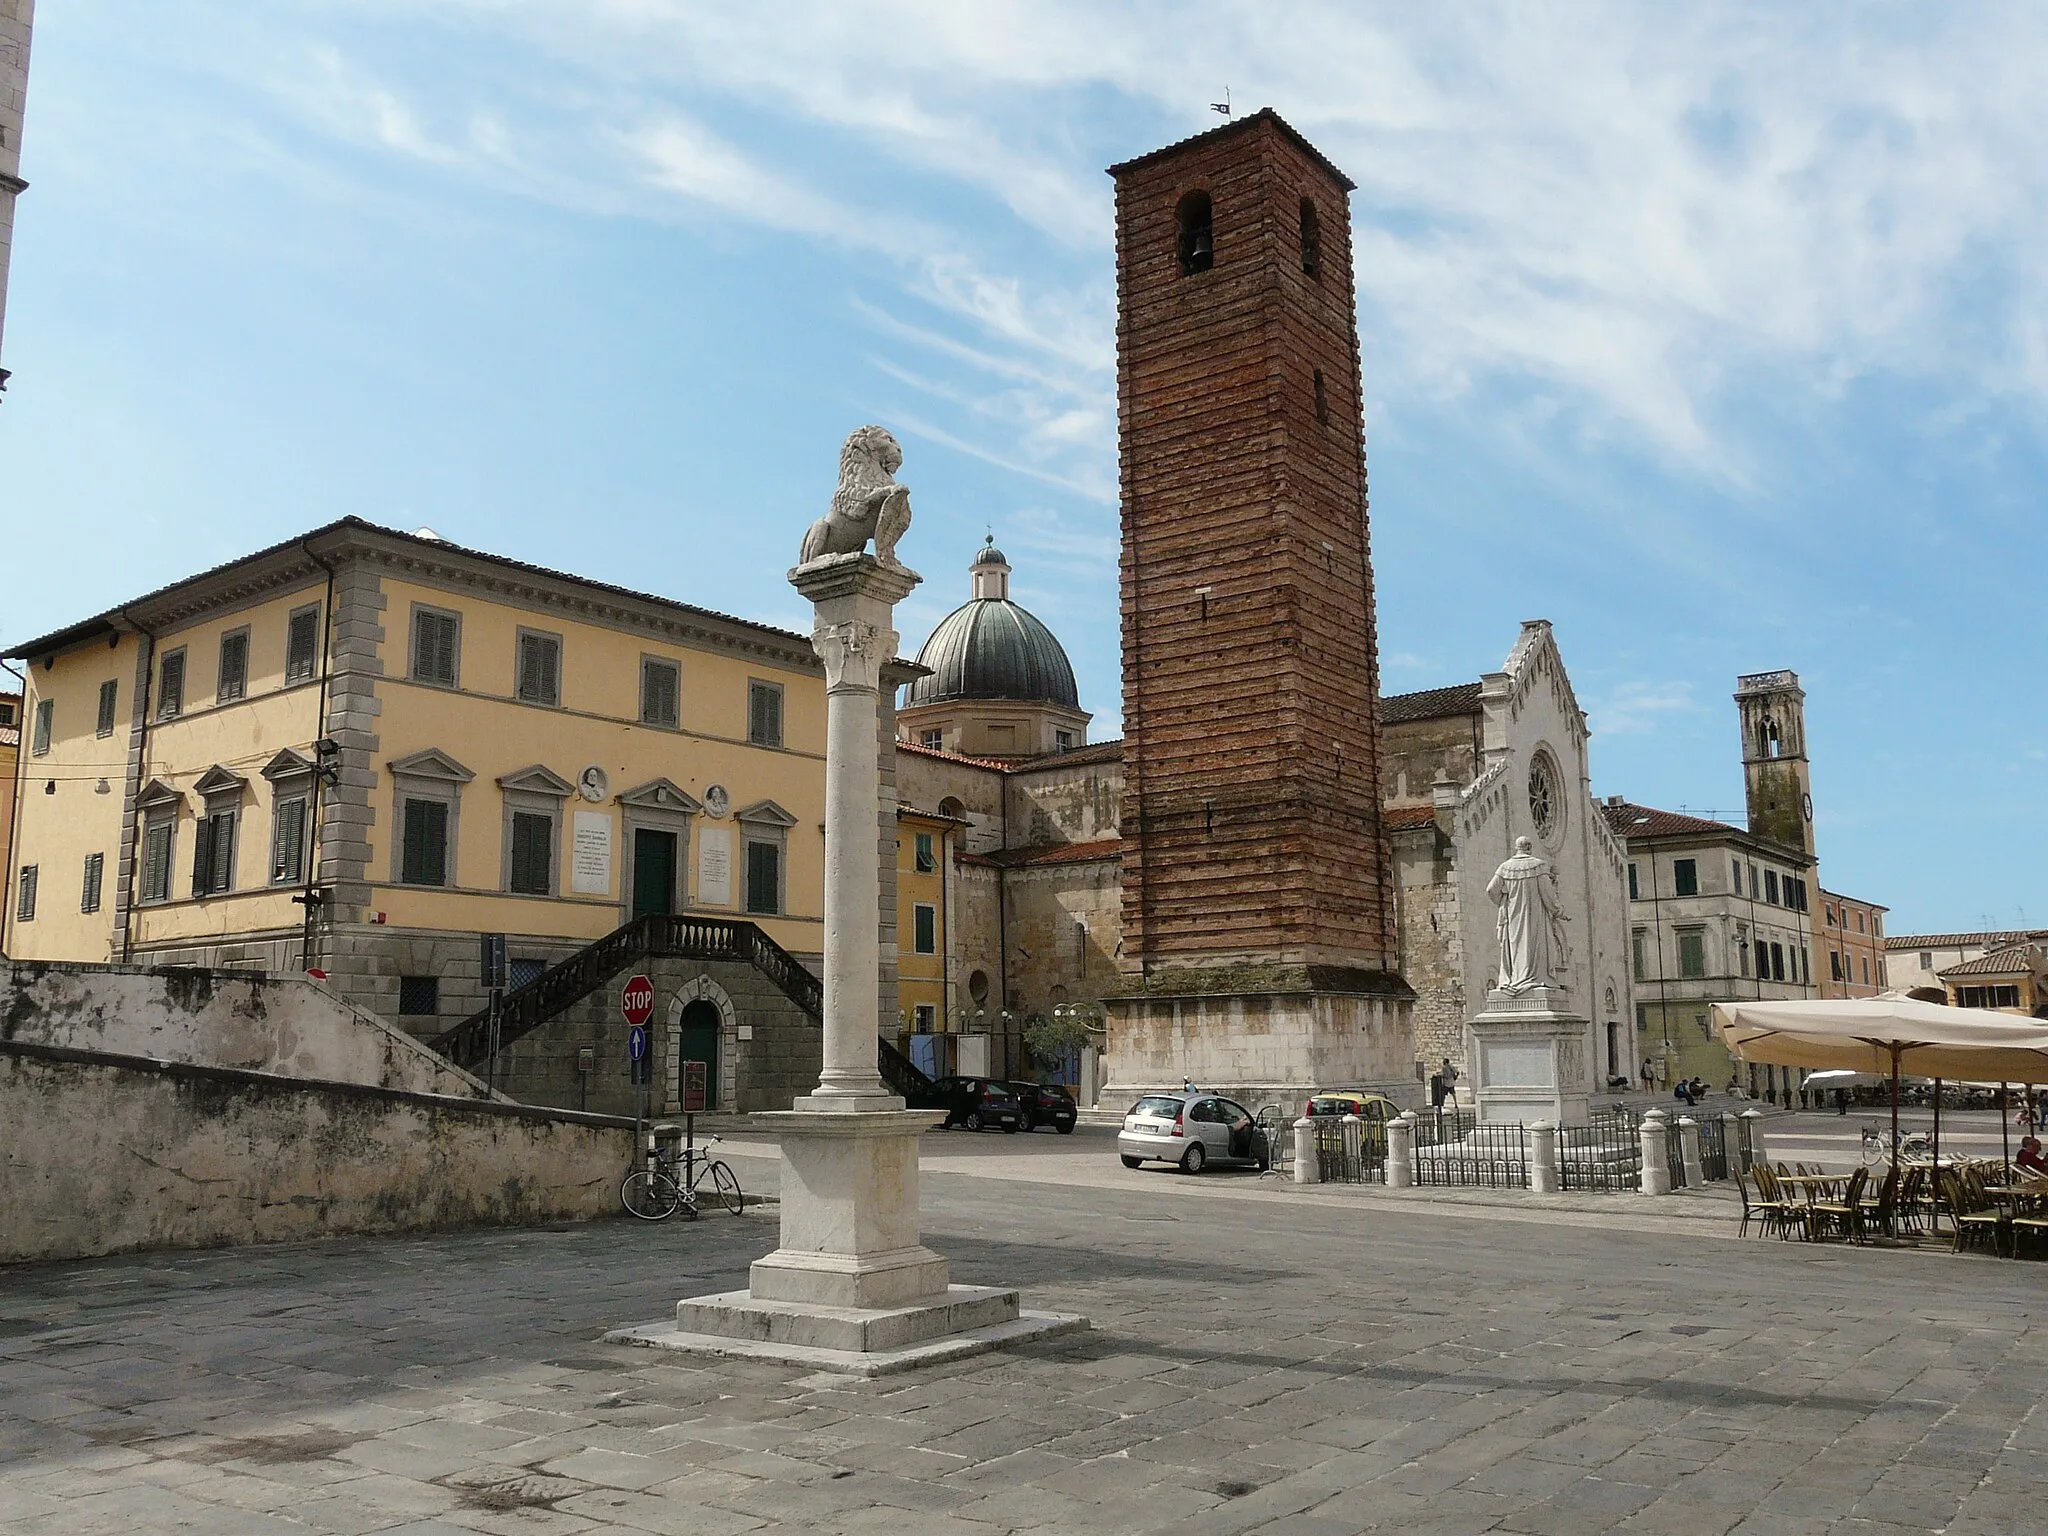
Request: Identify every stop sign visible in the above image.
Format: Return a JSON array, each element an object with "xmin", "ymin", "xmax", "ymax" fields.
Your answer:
[{"xmin": 620, "ymin": 974, "xmax": 656, "ymax": 1026}]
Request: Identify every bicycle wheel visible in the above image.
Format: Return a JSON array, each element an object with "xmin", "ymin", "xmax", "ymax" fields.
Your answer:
[
  {"xmin": 709, "ymin": 1160, "xmax": 745, "ymax": 1216},
  {"xmin": 621, "ymin": 1170, "xmax": 682, "ymax": 1221}
]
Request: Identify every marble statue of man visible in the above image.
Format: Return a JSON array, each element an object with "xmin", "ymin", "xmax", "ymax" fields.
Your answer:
[{"xmin": 1486, "ymin": 836, "xmax": 1569, "ymax": 994}]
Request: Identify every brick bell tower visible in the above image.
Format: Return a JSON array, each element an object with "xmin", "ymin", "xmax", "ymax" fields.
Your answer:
[{"xmin": 1103, "ymin": 110, "xmax": 1414, "ymax": 1106}]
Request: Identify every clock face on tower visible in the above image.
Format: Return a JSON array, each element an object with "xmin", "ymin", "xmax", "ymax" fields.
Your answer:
[{"xmin": 1801, "ymin": 792, "xmax": 1813, "ymax": 822}]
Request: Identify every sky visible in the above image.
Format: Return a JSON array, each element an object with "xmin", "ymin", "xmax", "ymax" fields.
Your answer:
[{"xmin": 1, "ymin": 2, "xmax": 2042, "ymax": 935}]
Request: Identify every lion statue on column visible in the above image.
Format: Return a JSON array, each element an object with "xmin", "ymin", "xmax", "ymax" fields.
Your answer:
[{"xmin": 799, "ymin": 424, "xmax": 913, "ymax": 567}]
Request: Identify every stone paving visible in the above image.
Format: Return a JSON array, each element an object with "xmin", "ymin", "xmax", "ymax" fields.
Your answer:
[{"xmin": 2, "ymin": 1152, "xmax": 2045, "ymax": 1535}]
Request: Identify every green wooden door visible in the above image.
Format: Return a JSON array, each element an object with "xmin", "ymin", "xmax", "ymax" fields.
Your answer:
[
  {"xmin": 632, "ymin": 830, "xmax": 676, "ymax": 919},
  {"xmin": 677, "ymin": 999, "xmax": 720, "ymax": 1110}
]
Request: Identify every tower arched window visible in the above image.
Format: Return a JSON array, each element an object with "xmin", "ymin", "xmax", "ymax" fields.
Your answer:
[
  {"xmin": 1299, "ymin": 198, "xmax": 1321, "ymax": 276},
  {"xmin": 1176, "ymin": 190, "xmax": 1213, "ymax": 275}
]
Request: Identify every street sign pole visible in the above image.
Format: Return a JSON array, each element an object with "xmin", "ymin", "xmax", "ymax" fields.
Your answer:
[{"xmin": 481, "ymin": 934, "xmax": 508, "ymax": 1095}]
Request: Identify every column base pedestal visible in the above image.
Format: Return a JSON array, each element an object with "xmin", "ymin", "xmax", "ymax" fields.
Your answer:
[{"xmin": 613, "ymin": 1104, "xmax": 1085, "ymax": 1374}]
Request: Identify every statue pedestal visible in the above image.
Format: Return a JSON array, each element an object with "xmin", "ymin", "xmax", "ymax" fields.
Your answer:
[
  {"xmin": 1467, "ymin": 987, "xmax": 1590, "ymax": 1128},
  {"xmin": 608, "ymin": 528, "xmax": 1082, "ymax": 1375}
]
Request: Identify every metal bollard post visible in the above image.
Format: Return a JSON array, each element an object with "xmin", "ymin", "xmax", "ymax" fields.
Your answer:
[
  {"xmin": 1293, "ymin": 1117, "xmax": 1319, "ymax": 1185},
  {"xmin": 1677, "ymin": 1116, "xmax": 1705, "ymax": 1188},
  {"xmin": 1741, "ymin": 1108, "xmax": 1768, "ymax": 1169},
  {"xmin": 1640, "ymin": 1107, "xmax": 1673, "ymax": 1196},
  {"xmin": 1529, "ymin": 1121, "xmax": 1559, "ymax": 1194},
  {"xmin": 1387, "ymin": 1112, "xmax": 1415, "ymax": 1188},
  {"xmin": 1341, "ymin": 1113, "xmax": 1363, "ymax": 1181}
]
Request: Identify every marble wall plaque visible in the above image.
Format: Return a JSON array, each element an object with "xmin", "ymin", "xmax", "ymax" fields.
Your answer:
[{"xmin": 697, "ymin": 825, "xmax": 732, "ymax": 907}]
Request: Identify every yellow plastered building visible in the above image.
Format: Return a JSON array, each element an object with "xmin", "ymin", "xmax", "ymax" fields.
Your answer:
[{"xmin": 2, "ymin": 521, "xmax": 909, "ymax": 1074}]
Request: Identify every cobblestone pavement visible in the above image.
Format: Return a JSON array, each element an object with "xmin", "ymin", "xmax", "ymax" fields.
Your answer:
[{"xmin": 3, "ymin": 1154, "xmax": 2045, "ymax": 1536}]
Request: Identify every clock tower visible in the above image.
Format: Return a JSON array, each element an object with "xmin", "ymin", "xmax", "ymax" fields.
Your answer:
[{"xmin": 1735, "ymin": 670, "xmax": 1816, "ymax": 859}]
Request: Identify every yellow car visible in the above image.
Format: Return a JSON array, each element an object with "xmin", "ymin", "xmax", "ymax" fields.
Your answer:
[{"xmin": 1303, "ymin": 1090, "xmax": 1400, "ymax": 1123}]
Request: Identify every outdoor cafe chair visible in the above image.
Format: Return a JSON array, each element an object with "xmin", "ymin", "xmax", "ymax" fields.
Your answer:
[
  {"xmin": 1750, "ymin": 1165, "xmax": 1803, "ymax": 1240},
  {"xmin": 1858, "ymin": 1166, "xmax": 1901, "ymax": 1242},
  {"xmin": 1806, "ymin": 1166, "xmax": 1869, "ymax": 1243},
  {"xmin": 1939, "ymin": 1169, "xmax": 2005, "ymax": 1257},
  {"xmin": 1735, "ymin": 1168, "xmax": 1790, "ymax": 1239}
]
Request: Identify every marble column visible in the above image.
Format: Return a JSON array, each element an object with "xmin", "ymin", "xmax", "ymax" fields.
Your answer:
[{"xmin": 788, "ymin": 554, "xmax": 918, "ymax": 1110}]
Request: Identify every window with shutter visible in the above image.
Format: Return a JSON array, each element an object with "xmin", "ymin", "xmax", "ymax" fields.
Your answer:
[
  {"xmin": 745, "ymin": 839, "xmax": 781, "ymax": 914},
  {"xmin": 191, "ymin": 810, "xmax": 236, "ymax": 896},
  {"xmin": 217, "ymin": 630, "xmax": 249, "ymax": 702},
  {"xmin": 914, "ymin": 903, "xmax": 936, "ymax": 954},
  {"xmin": 412, "ymin": 610, "xmax": 460, "ymax": 687},
  {"xmin": 158, "ymin": 650, "xmax": 186, "ymax": 719},
  {"xmin": 509, "ymin": 811, "xmax": 553, "ymax": 894},
  {"xmin": 142, "ymin": 821, "xmax": 173, "ymax": 903},
  {"xmin": 748, "ymin": 680, "xmax": 783, "ymax": 747},
  {"xmin": 641, "ymin": 658, "xmax": 680, "ymax": 727},
  {"xmin": 81, "ymin": 852, "xmax": 104, "ymax": 914},
  {"xmin": 31, "ymin": 698, "xmax": 51, "ymax": 755},
  {"xmin": 272, "ymin": 797, "xmax": 307, "ymax": 884},
  {"xmin": 402, "ymin": 798, "xmax": 450, "ymax": 885},
  {"xmin": 16, "ymin": 865, "xmax": 37, "ymax": 922},
  {"xmin": 516, "ymin": 633, "xmax": 561, "ymax": 706},
  {"xmin": 285, "ymin": 605, "xmax": 320, "ymax": 683},
  {"xmin": 96, "ymin": 679, "xmax": 119, "ymax": 738}
]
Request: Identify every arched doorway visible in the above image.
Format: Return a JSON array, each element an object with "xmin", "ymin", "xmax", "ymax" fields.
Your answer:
[{"xmin": 676, "ymin": 999, "xmax": 721, "ymax": 1109}]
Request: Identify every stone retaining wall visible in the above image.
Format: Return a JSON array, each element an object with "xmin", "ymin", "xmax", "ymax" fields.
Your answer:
[{"xmin": 0, "ymin": 1040, "xmax": 635, "ymax": 1265}]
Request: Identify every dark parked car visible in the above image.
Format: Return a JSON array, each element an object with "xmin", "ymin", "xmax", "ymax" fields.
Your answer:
[
  {"xmin": 909, "ymin": 1076, "xmax": 1022, "ymax": 1132},
  {"xmin": 1005, "ymin": 1081, "xmax": 1078, "ymax": 1134}
]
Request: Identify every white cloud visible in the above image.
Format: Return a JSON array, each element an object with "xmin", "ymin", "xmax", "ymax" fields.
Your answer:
[
  {"xmin": 221, "ymin": 3, "xmax": 2048, "ymax": 484},
  {"xmin": 1589, "ymin": 680, "xmax": 1704, "ymax": 737}
]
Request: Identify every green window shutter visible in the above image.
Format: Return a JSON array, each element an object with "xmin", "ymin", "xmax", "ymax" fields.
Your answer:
[
  {"xmin": 142, "ymin": 823, "xmax": 169, "ymax": 902},
  {"xmin": 746, "ymin": 841, "xmax": 780, "ymax": 914},
  {"xmin": 159, "ymin": 652, "xmax": 185, "ymax": 718},
  {"xmin": 32, "ymin": 699, "xmax": 51, "ymax": 755},
  {"xmin": 273, "ymin": 798, "xmax": 306, "ymax": 884},
  {"xmin": 915, "ymin": 904, "xmax": 936, "ymax": 954},
  {"xmin": 218, "ymin": 632, "xmax": 248, "ymax": 701},
  {"xmin": 207, "ymin": 813, "xmax": 236, "ymax": 894},
  {"xmin": 96, "ymin": 680, "xmax": 118, "ymax": 737},
  {"xmin": 403, "ymin": 799, "xmax": 448, "ymax": 886},
  {"xmin": 510, "ymin": 812, "xmax": 552, "ymax": 894},
  {"xmin": 286, "ymin": 608, "xmax": 319, "ymax": 683},
  {"xmin": 81, "ymin": 852, "xmax": 104, "ymax": 914},
  {"xmin": 191, "ymin": 817, "xmax": 213, "ymax": 897}
]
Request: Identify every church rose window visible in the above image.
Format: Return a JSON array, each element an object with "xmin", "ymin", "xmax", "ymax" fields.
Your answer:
[{"xmin": 1526, "ymin": 753, "xmax": 1560, "ymax": 843}]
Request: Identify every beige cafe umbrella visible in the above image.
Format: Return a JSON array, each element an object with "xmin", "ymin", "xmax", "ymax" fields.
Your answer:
[{"xmin": 1713, "ymin": 995, "xmax": 2048, "ymax": 1175}]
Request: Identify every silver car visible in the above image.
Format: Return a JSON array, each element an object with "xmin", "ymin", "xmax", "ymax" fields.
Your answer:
[{"xmin": 1118, "ymin": 1092, "xmax": 1269, "ymax": 1174}]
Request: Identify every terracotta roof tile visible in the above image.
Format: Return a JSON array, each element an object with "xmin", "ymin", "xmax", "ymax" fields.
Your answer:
[
  {"xmin": 1384, "ymin": 804, "xmax": 1439, "ymax": 831},
  {"xmin": 1012, "ymin": 738, "xmax": 1125, "ymax": 770},
  {"xmin": 896, "ymin": 740, "xmax": 1012, "ymax": 772},
  {"xmin": 1939, "ymin": 943, "xmax": 2046, "ymax": 979},
  {"xmin": 1886, "ymin": 930, "xmax": 2048, "ymax": 951},
  {"xmin": 1381, "ymin": 683, "xmax": 1482, "ymax": 725},
  {"xmin": 992, "ymin": 838, "xmax": 1124, "ymax": 868}
]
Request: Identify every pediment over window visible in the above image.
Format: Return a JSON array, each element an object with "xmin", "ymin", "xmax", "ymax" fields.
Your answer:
[
  {"xmin": 192, "ymin": 764, "xmax": 248, "ymax": 799},
  {"xmin": 388, "ymin": 747, "xmax": 475, "ymax": 784},
  {"xmin": 261, "ymin": 748, "xmax": 316, "ymax": 783},
  {"xmin": 735, "ymin": 798, "xmax": 798, "ymax": 828},
  {"xmin": 618, "ymin": 778, "xmax": 701, "ymax": 814},
  {"xmin": 497, "ymin": 763, "xmax": 576, "ymax": 798},
  {"xmin": 136, "ymin": 777, "xmax": 184, "ymax": 809}
]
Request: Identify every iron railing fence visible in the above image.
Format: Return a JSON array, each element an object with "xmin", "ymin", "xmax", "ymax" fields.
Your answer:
[
  {"xmin": 1698, "ymin": 1117, "xmax": 1729, "ymax": 1182},
  {"xmin": 1557, "ymin": 1116, "xmax": 1644, "ymax": 1192},
  {"xmin": 1666, "ymin": 1121, "xmax": 1689, "ymax": 1189},
  {"xmin": 1411, "ymin": 1121, "xmax": 1529, "ymax": 1189}
]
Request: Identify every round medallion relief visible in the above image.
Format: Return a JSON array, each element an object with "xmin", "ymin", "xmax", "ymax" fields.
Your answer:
[{"xmin": 1527, "ymin": 751, "xmax": 1563, "ymax": 844}]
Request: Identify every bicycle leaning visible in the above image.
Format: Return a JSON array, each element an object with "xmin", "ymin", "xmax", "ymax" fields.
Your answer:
[
  {"xmin": 620, "ymin": 1131, "xmax": 745, "ymax": 1221},
  {"xmin": 1860, "ymin": 1124, "xmax": 1933, "ymax": 1166}
]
